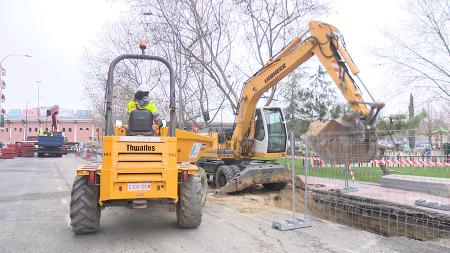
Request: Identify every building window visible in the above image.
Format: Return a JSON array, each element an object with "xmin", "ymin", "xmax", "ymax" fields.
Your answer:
[
  {"xmin": 6, "ymin": 128, "xmax": 8, "ymax": 132},
  {"xmin": 29, "ymin": 127, "xmax": 32, "ymax": 132},
  {"xmin": 68, "ymin": 128, "xmax": 72, "ymax": 132},
  {"xmin": 86, "ymin": 127, "xmax": 89, "ymax": 131},
  {"xmin": 62, "ymin": 127, "xmax": 66, "ymax": 132},
  {"xmin": 45, "ymin": 127, "xmax": 48, "ymax": 131},
  {"xmin": 80, "ymin": 128, "xmax": 83, "ymax": 131},
  {"xmin": 35, "ymin": 128, "xmax": 38, "ymax": 132},
  {"xmin": 14, "ymin": 127, "xmax": 17, "ymax": 131},
  {"xmin": 19, "ymin": 128, "xmax": 22, "ymax": 132}
]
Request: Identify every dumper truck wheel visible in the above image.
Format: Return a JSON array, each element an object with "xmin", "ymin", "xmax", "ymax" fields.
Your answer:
[
  {"xmin": 215, "ymin": 165, "xmax": 239, "ymax": 188},
  {"xmin": 263, "ymin": 182, "xmax": 287, "ymax": 191},
  {"xmin": 37, "ymin": 152, "xmax": 44, "ymax": 158},
  {"xmin": 70, "ymin": 176, "xmax": 101, "ymax": 234},
  {"xmin": 177, "ymin": 168, "xmax": 207, "ymax": 228}
]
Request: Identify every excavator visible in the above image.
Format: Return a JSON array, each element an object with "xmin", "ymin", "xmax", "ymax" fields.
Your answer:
[
  {"xmin": 195, "ymin": 21, "xmax": 384, "ymax": 193},
  {"xmin": 70, "ymin": 21, "xmax": 383, "ymax": 233}
]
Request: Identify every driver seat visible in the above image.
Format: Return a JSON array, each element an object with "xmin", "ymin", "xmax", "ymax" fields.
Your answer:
[{"xmin": 126, "ymin": 110, "xmax": 154, "ymax": 136}]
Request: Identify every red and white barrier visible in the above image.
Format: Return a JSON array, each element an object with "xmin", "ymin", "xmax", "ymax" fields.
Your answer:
[
  {"xmin": 285, "ymin": 155, "xmax": 450, "ymax": 167},
  {"xmin": 372, "ymin": 159, "xmax": 450, "ymax": 167},
  {"xmin": 287, "ymin": 155, "xmax": 321, "ymax": 161}
]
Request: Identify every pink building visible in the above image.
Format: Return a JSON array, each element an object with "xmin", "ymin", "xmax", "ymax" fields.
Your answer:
[{"xmin": 0, "ymin": 107, "xmax": 102, "ymax": 144}]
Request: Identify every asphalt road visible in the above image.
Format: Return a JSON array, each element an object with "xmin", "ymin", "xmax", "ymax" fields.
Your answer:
[{"xmin": 0, "ymin": 156, "xmax": 449, "ymax": 253}]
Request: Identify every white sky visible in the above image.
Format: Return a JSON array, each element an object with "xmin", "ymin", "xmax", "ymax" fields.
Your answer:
[
  {"xmin": 1, "ymin": 0, "xmax": 408, "ymax": 116},
  {"xmin": 0, "ymin": 0, "xmax": 127, "ymax": 110},
  {"xmin": 325, "ymin": 0, "xmax": 408, "ymax": 116}
]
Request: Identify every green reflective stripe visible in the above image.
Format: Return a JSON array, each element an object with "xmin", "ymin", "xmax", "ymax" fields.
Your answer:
[
  {"xmin": 139, "ymin": 101, "xmax": 158, "ymax": 113},
  {"xmin": 127, "ymin": 101, "xmax": 137, "ymax": 113},
  {"xmin": 127, "ymin": 100, "xmax": 158, "ymax": 113}
]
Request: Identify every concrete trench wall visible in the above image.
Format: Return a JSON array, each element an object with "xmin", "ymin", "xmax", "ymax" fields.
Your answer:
[
  {"xmin": 381, "ymin": 175, "xmax": 450, "ymax": 198},
  {"xmin": 273, "ymin": 187, "xmax": 450, "ymax": 241}
]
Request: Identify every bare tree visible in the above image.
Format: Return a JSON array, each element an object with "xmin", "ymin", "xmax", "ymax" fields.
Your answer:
[
  {"xmin": 137, "ymin": 0, "xmax": 240, "ymax": 115},
  {"xmin": 235, "ymin": 0, "xmax": 329, "ymax": 105},
  {"xmin": 83, "ymin": 9, "xmax": 212, "ymax": 128},
  {"xmin": 82, "ymin": 18, "xmax": 160, "ymax": 124},
  {"xmin": 375, "ymin": 0, "xmax": 450, "ymax": 107},
  {"xmin": 85, "ymin": 0, "xmax": 330, "ymax": 127},
  {"xmin": 422, "ymin": 105, "xmax": 436, "ymax": 148}
]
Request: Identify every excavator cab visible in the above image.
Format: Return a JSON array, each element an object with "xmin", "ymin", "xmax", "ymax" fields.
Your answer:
[{"xmin": 254, "ymin": 107, "xmax": 288, "ymax": 157}]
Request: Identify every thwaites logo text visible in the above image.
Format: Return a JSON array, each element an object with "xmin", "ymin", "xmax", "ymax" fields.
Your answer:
[
  {"xmin": 264, "ymin": 63, "xmax": 286, "ymax": 83},
  {"xmin": 127, "ymin": 144, "xmax": 156, "ymax": 152}
]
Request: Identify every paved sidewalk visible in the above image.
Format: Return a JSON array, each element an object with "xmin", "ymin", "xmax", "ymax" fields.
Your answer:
[{"xmin": 300, "ymin": 175, "xmax": 450, "ymax": 214}]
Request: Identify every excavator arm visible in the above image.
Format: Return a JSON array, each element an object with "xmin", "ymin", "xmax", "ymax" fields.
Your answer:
[{"xmin": 230, "ymin": 21, "xmax": 383, "ymax": 160}]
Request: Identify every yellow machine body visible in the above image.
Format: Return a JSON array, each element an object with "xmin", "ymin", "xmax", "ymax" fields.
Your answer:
[
  {"xmin": 76, "ymin": 126, "xmax": 216, "ymax": 206},
  {"xmin": 70, "ymin": 53, "xmax": 210, "ymax": 234}
]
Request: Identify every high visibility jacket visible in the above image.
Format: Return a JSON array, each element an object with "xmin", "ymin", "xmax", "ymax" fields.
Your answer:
[
  {"xmin": 127, "ymin": 99, "xmax": 158, "ymax": 114},
  {"xmin": 38, "ymin": 130, "xmax": 45, "ymax": 136}
]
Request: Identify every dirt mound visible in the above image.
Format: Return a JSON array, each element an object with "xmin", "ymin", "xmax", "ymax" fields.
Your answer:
[{"xmin": 206, "ymin": 186, "xmax": 279, "ymax": 214}]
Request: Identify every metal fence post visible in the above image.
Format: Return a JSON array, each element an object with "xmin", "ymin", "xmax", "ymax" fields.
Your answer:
[
  {"xmin": 304, "ymin": 134, "xmax": 308, "ymax": 220},
  {"xmin": 272, "ymin": 132, "xmax": 312, "ymax": 231},
  {"xmin": 291, "ymin": 131, "xmax": 296, "ymax": 221}
]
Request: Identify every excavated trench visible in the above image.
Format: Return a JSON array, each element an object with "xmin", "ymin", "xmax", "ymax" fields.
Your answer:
[
  {"xmin": 273, "ymin": 185, "xmax": 450, "ymax": 241},
  {"xmin": 208, "ymin": 180, "xmax": 450, "ymax": 241}
]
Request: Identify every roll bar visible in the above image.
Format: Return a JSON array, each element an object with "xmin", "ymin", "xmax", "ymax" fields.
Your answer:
[{"xmin": 104, "ymin": 54, "xmax": 176, "ymax": 137}]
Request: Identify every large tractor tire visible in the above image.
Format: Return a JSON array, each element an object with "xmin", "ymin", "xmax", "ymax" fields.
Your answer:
[
  {"xmin": 70, "ymin": 176, "xmax": 101, "ymax": 234},
  {"xmin": 263, "ymin": 182, "xmax": 288, "ymax": 191},
  {"xmin": 215, "ymin": 165, "xmax": 240, "ymax": 188},
  {"xmin": 177, "ymin": 168, "xmax": 207, "ymax": 228}
]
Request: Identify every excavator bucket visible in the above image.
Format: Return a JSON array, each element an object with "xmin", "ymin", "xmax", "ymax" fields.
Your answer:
[
  {"xmin": 306, "ymin": 113, "xmax": 378, "ymax": 164},
  {"xmin": 219, "ymin": 163, "xmax": 290, "ymax": 194}
]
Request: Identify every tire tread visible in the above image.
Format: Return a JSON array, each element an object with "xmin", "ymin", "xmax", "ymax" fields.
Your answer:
[{"xmin": 69, "ymin": 176, "xmax": 101, "ymax": 234}]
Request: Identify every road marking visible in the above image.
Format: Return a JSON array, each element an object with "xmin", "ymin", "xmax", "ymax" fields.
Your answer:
[
  {"xmin": 57, "ymin": 186, "xmax": 63, "ymax": 191},
  {"xmin": 60, "ymin": 198, "xmax": 68, "ymax": 205}
]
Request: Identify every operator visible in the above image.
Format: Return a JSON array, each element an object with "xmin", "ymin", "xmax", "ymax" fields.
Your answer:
[{"xmin": 127, "ymin": 84, "xmax": 162, "ymax": 125}]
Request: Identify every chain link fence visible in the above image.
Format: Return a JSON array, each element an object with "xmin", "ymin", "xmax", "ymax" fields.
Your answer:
[{"xmin": 285, "ymin": 129, "xmax": 450, "ymax": 240}]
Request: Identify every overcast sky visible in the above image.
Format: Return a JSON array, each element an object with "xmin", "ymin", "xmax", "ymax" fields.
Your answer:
[{"xmin": 1, "ymin": 0, "xmax": 407, "ymax": 115}]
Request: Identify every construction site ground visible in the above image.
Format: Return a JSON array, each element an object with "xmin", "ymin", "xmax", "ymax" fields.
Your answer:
[
  {"xmin": 1, "ymin": 156, "xmax": 449, "ymax": 253},
  {"xmin": 299, "ymin": 175, "xmax": 450, "ymax": 215}
]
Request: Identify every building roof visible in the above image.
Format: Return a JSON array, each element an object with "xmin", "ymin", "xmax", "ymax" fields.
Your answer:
[
  {"xmin": 6, "ymin": 108, "xmax": 93, "ymax": 120},
  {"xmin": 5, "ymin": 118, "xmax": 96, "ymax": 123}
]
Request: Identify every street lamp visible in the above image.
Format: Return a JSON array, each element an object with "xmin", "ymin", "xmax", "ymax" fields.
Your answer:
[
  {"xmin": 36, "ymin": 80, "xmax": 42, "ymax": 121},
  {"xmin": 0, "ymin": 54, "xmax": 32, "ymax": 129},
  {"xmin": 25, "ymin": 96, "xmax": 44, "ymax": 140},
  {"xmin": 0, "ymin": 54, "xmax": 32, "ymax": 67}
]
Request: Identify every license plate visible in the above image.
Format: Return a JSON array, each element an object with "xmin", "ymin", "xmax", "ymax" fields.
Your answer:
[{"xmin": 128, "ymin": 183, "xmax": 150, "ymax": 191}]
